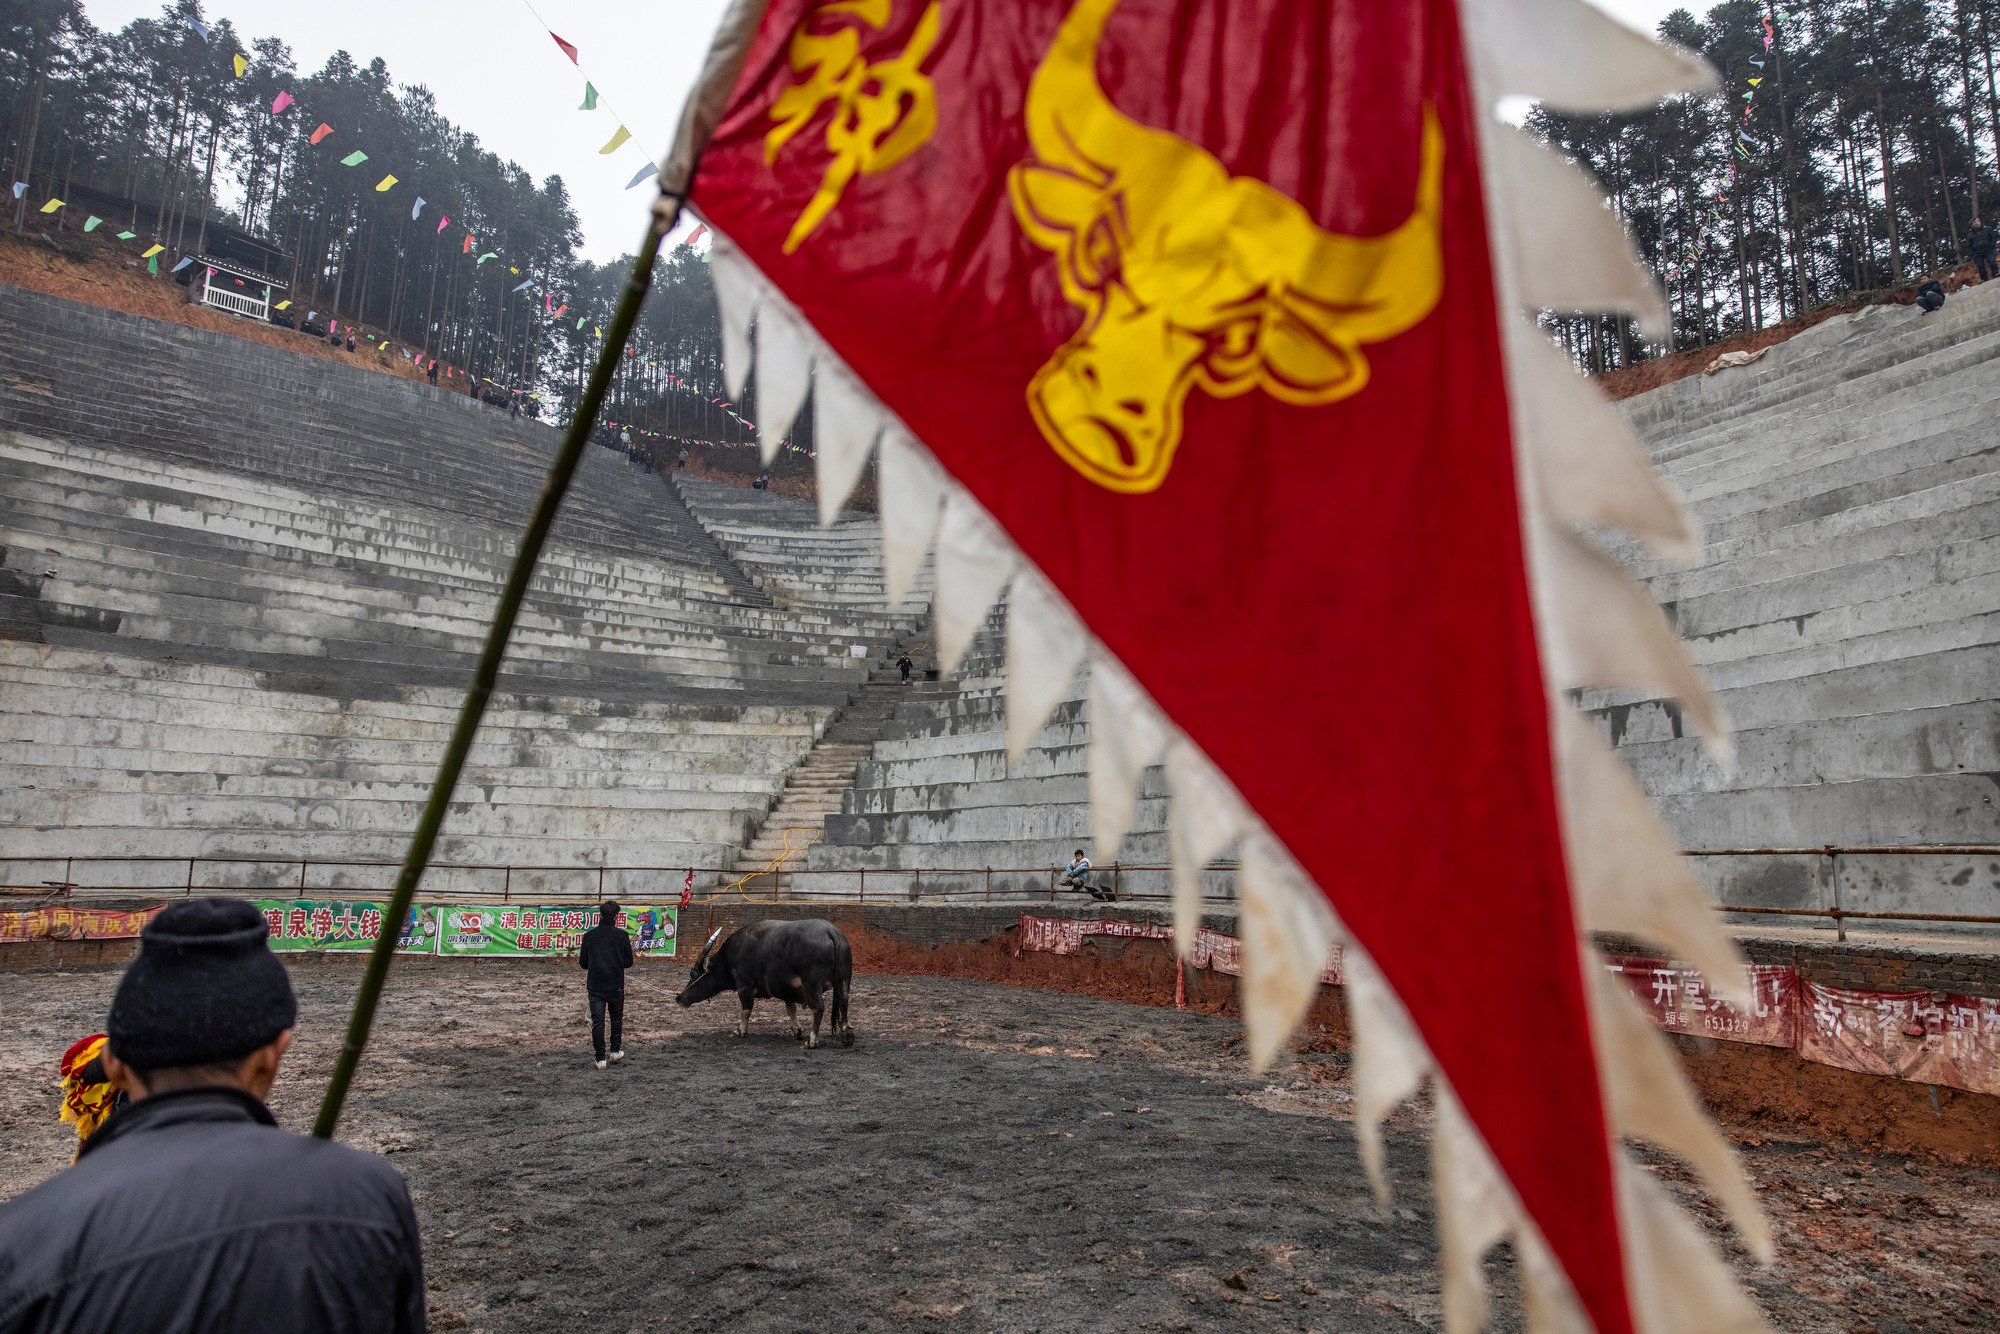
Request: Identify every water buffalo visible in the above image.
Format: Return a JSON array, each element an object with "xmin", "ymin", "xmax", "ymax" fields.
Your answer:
[{"xmin": 675, "ymin": 918, "xmax": 853, "ymax": 1048}]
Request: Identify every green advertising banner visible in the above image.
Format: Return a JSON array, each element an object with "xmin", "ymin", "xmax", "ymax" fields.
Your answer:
[
  {"xmin": 254, "ymin": 901, "xmax": 438, "ymax": 954},
  {"xmin": 435, "ymin": 904, "xmax": 679, "ymax": 958}
]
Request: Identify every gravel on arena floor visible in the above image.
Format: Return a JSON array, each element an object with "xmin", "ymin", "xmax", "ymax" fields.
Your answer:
[{"xmin": 2, "ymin": 958, "xmax": 1995, "ymax": 1331}]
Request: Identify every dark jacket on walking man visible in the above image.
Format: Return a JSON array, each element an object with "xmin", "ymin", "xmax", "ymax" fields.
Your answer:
[
  {"xmin": 579, "ymin": 902, "xmax": 635, "ymax": 1069},
  {"xmin": 0, "ymin": 898, "xmax": 426, "ymax": 1334}
]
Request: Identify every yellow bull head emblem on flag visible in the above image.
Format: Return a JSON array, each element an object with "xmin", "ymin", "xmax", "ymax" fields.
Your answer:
[{"xmin": 1007, "ymin": 0, "xmax": 1445, "ymax": 493}]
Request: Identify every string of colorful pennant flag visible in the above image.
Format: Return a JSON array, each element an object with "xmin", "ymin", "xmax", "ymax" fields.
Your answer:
[
  {"xmin": 17, "ymin": 13, "xmax": 736, "ymax": 426},
  {"xmin": 522, "ymin": 0, "xmax": 663, "ymax": 191},
  {"xmin": 1665, "ymin": 5, "xmax": 1795, "ymax": 282},
  {"xmin": 170, "ymin": 12, "xmax": 680, "ymax": 318}
]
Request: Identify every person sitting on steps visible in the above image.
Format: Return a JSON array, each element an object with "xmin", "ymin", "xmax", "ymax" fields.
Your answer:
[
  {"xmin": 1915, "ymin": 275, "xmax": 1947, "ymax": 313},
  {"xmin": 1060, "ymin": 850, "xmax": 1108, "ymax": 900}
]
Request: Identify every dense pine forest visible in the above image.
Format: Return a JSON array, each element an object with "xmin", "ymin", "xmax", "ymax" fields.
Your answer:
[
  {"xmin": 1536, "ymin": 0, "xmax": 2000, "ymax": 369},
  {"xmin": 5, "ymin": 0, "xmax": 1994, "ymax": 402},
  {"xmin": 0, "ymin": 0, "xmax": 762, "ymax": 446}
]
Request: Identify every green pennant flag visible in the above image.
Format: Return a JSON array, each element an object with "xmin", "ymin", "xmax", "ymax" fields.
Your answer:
[
  {"xmin": 341, "ymin": 150, "xmax": 369, "ymax": 166},
  {"xmin": 579, "ymin": 82, "xmax": 598, "ymax": 110},
  {"xmin": 83, "ymin": 215, "xmax": 102, "ymax": 232},
  {"xmin": 147, "ymin": 255, "xmax": 158, "ymax": 275},
  {"xmin": 477, "ymin": 252, "xmax": 498, "ymax": 264},
  {"xmin": 116, "ymin": 230, "xmax": 137, "ymax": 240}
]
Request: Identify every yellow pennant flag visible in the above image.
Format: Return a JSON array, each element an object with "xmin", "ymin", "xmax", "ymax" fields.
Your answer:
[
  {"xmin": 598, "ymin": 124, "xmax": 631, "ymax": 155},
  {"xmin": 233, "ymin": 53, "xmax": 248, "ymax": 77},
  {"xmin": 39, "ymin": 198, "xmax": 63, "ymax": 213},
  {"xmin": 142, "ymin": 243, "xmax": 164, "ymax": 258},
  {"xmin": 375, "ymin": 174, "xmax": 398, "ymax": 192},
  {"xmin": 276, "ymin": 299, "xmax": 292, "ymax": 310}
]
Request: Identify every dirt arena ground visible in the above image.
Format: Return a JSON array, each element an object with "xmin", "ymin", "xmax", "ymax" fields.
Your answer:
[{"xmin": 2, "ymin": 958, "xmax": 1995, "ymax": 1331}]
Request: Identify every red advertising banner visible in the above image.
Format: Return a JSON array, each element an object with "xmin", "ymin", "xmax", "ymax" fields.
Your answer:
[
  {"xmin": 1018, "ymin": 916, "xmax": 1341, "ymax": 985},
  {"xmin": 1603, "ymin": 956, "xmax": 1798, "ymax": 1049},
  {"xmin": 1016, "ymin": 914, "xmax": 1169, "ymax": 956},
  {"xmin": 1798, "ymin": 982, "xmax": 2000, "ymax": 1097},
  {"xmin": 1024, "ymin": 927, "xmax": 1999, "ymax": 1096},
  {"xmin": 0, "ymin": 905, "xmax": 161, "ymax": 944}
]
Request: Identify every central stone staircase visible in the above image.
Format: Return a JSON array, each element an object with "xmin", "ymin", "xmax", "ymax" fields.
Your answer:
[{"xmin": 723, "ymin": 665, "xmax": 914, "ymax": 893}]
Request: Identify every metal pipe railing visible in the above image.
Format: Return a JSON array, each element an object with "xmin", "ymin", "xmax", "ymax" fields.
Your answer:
[{"xmin": 3, "ymin": 847, "xmax": 1995, "ymax": 931}]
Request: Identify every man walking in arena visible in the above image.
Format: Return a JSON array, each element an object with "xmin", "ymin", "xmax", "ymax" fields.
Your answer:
[{"xmin": 580, "ymin": 901, "xmax": 635, "ymax": 1069}]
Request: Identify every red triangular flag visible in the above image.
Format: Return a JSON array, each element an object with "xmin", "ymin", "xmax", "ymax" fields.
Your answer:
[
  {"xmin": 462, "ymin": 234, "xmax": 474, "ymax": 255},
  {"xmin": 550, "ymin": 31, "xmax": 579, "ymax": 64},
  {"xmin": 309, "ymin": 123, "xmax": 334, "ymax": 145},
  {"xmin": 673, "ymin": 2, "xmax": 1759, "ymax": 1329}
]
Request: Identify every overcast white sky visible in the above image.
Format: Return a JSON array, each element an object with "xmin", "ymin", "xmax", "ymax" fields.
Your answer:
[{"xmin": 77, "ymin": 0, "xmax": 1693, "ymax": 262}]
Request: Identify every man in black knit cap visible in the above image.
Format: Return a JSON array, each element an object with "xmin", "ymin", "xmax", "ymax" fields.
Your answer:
[
  {"xmin": 579, "ymin": 900, "xmax": 635, "ymax": 1070},
  {"xmin": 0, "ymin": 898, "xmax": 426, "ymax": 1333}
]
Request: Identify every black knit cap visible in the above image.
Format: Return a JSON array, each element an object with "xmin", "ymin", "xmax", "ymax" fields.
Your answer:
[{"xmin": 107, "ymin": 898, "xmax": 297, "ymax": 1072}]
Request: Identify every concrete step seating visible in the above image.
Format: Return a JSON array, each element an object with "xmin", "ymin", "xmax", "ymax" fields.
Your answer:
[
  {"xmin": 674, "ymin": 474, "xmax": 934, "ymax": 615},
  {"xmin": 0, "ymin": 436, "xmax": 917, "ymax": 699},
  {"xmin": 797, "ymin": 606, "xmax": 1162, "ymax": 900},
  {"xmin": 1, "ymin": 639, "xmax": 820, "ymax": 873},
  {"xmin": 0, "ymin": 284, "xmax": 956, "ymax": 881},
  {"xmin": 727, "ymin": 670, "xmax": 918, "ymax": 894},
  {"xmin": 0, "ymin": 287, "xmax": 735, "ymax": 573},
  {"xmin": 1586, "ymin": 281, "xmax": 2000, "ymax": 919},
  {"xmin": 806, "ymin": 291, "xmax": 1999, "ymax": 926}
]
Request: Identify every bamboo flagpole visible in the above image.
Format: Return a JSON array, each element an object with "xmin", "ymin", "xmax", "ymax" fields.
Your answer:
[{"xmin": 312, "ymin": 206, "xmax": 671, "ymax": 1138}]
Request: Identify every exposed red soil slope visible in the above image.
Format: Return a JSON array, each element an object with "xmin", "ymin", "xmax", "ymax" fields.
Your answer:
[
  {"xmin": 0, "ymin": 225, "xmax": 432, "ymax": 389},
  {"xmin": 1594, "ymin": 264, "xmax": 1984, "ymax": 401}
]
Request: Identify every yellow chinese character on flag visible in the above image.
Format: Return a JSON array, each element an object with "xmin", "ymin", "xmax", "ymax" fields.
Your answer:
[{"xmin": 764, "ymin": 0, "xmax": 942, "ymax": 254}]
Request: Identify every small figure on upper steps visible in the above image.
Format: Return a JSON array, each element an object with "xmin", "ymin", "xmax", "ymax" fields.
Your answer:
[
  {"xmin": 1915, "ymin": 277, "xmax": 1946, "ymax": 314},
  {"xmin": 1967, "ymin": 216, "xmax": 1995, "ymax": 283},
  {"xmin": 753, "ymin": 469, "xmax": 770, "ymax": 490},
  {"xmin": 677, "ymin": 446, "xmax": 689, "ymax": 470},
  {"xmin": 896, "ymin": 651, "xmax": 913, "ymax": 683}
]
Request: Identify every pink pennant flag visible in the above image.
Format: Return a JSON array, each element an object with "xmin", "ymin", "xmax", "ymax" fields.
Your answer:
[
  {"xmin": 271, "ymin": 91, "xmax": 294, "ymax": 115},
  {"xmin": 310, "ymin": 123, "xmax": 334, "ymax": 145},
  {"xmin": 550, "ymin": 31, "xmax": 579, "ymax": 63},
  {"xmin": 436, "ymin": 214, "xmax": 449, "ymax": 234},
  {"xmin": 329, "ymin": 319, "xmax": 339, "ymax": 333},
  {"xmin": 544, "ymin": 292, "xmax": 553, "ymax": 315}
]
